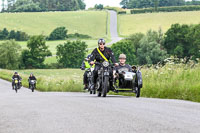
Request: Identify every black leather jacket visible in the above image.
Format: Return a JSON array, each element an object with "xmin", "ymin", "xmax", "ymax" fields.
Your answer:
[{"xmin": 90, "ymin": 47, "xmax": 117, "ymax": 64}]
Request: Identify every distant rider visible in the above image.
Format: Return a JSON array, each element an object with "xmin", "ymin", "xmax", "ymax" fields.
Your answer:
[
  {"xmin": 12, "ymin": 72, "xmax": 21, "ymax": 89},
  {"xmin": 28, "ymin": 73, "xmax": 37, "ymax": 89}
]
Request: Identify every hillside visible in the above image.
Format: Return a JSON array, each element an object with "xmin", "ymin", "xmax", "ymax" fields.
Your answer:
[
  {"xmin": 0, "ymin": 11, "xmax": 109, "ymax": 39},
  {"xmin": 119, "ymin": 11, "xmax": 200, "ymax": 36}
]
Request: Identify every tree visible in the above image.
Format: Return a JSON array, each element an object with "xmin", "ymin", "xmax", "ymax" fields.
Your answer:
[
  {"xmin": 126, "ymin": 33, "xmax": 144, "ymax": 57},
  {"xmin": 12, "ymin": 0, "xmax": 41, "ymax": 12},
  {"xmin": 49, "ymin": 27, "xmax": 68, "ymax": 40},
  {"xmin": 56, "ymin": 40, "xmax": 88, "ymax": 68},
  {"xmin": 78, "ymin": 0, "xmax": 86, "ymax": 9},
  {"xmin": 111, "ymin": 40, "xmax": 137, "ymax": 65},
  {"xmin": 137, "ymin": 30, "xmax": 168, "ymax": 65},
  {"xmin": 164, "ymin": 24, "xmax": 191, "ymax": 59},
  {"xmin": 120, "ymin": 0, "xmax": 128, "ymax": 8},
  {"xmin": 0, "ymin": 40, "xmax": 21, "ymax": 69},
  {"xmin": 94, "ymin": 4, "xmax": 104, "ymax": 10},
  {"xmin": 123, "ymin": 0, "xmax": 186, "ymax": 9},
  {"xmin": 21, "ymin": 35, "xmax": 52, "ymax": 68},
  {"xmin": 15, "ymin": 31, "xmax": 29, "ymax": 41},
  {"xmin": 0, "ymin": 28, "xmax": 9, "ymax": 40},
  {"xmin": 8, "ymin": 30, "xmax": 16, "ymax": 39},
  {"xmin": 185, "ymin": 24, "xmax": 200, "ymax": 61},
  {"xmin": 6, "ymin": 0, "xmax": 86, "ymax": 12}
]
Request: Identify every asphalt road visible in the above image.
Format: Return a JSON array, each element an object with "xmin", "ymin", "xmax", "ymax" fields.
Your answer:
[
  {"xmin": 107, "ymin": 10, "xmax": 122, "ymax": 45},
  {"xmin": 1, "ymin": 78, "xmax": 200, "ymax": 133}
]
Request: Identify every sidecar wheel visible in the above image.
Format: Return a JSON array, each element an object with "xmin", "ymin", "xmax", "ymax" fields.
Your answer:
[{"xmin": 136, "ymin": 87, "xmax": 141, "ymax": 98}]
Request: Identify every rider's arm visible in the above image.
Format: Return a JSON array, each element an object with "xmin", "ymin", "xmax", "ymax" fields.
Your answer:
[
  {"xmin": 108, "ymin": 48, "xmax": 117, "ymax": 64},
  {"xmin": 89, "ymin": 49, "xmax": 96, "ymax": 63},
  {"xmin": 81, "ymin": 61, "xmax": 85, "ymax": 70}
]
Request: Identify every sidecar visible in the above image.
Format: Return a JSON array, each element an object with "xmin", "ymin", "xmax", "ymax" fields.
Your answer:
[{"xmin": 114, "ymin": 69, "xmax": 143, "ymax": 98}]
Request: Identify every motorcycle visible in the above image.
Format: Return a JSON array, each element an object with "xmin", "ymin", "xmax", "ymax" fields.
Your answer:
[
  {"xmin": 13, "ymin": 78, "xmax": 19, "ymax": 93},
  {"xmin": 87, "ymin": 65, "xmax": 95, "ymax": 94},
  {"xmin": 114, "ymin": 67, "xmax": 143, "ymax": 98},
  {"xmin": 95, "ymin": 61, "xmax": 113, "ymax": 97},
  {"xmin": 29, "ymin": 80, "xmax": 36, "ymax": 92}
]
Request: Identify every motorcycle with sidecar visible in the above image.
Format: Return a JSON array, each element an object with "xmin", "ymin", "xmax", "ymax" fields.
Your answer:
[{"xmin": 114, "ymin": 66, "xmax": 142, "ymax": 98}]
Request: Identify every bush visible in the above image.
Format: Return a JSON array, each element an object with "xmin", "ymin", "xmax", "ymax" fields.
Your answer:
[
  {"xmin": 48, "ymin": 27, "xmax": 67, "ymax": 40},
  {"xmin": 0, "ymin": 28, "xmax": 29, "ymax": 41},
  {"xmin": 68, "ymin": 33, "xmax": 91, "ymax": 39},
  {"xmin": 56, "ymin": 40, "xmax": 88, "ymax": 68},
  {"xmin": 131, "ymin": 5, "xmax": 200, "ymax": 14},
  {"xmin": 0, "ymin": 40, "xmax": 21, "ymax": 69},
  {"xmin": 104, "ymin": 6, "xmax": 127, "ymax": 14},
  {"xmin": 94, "ymin": 4, "xmax": 104, "ymax": 10},
  {"xmin": 21, "ymin": 35, "xmax": 52, "ymax": 69},
  {"xmin": 111, "ymin": 40, "xmax": 137, "ymax": 65},
  {"xmin": 118, "ymin": 11, "xmax": 127, "ymax": 14}
]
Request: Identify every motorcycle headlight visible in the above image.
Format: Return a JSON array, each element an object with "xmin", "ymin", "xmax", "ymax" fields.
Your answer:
[{"xmin": 103, "ymin": 61, "xmax": 109, "ymax": 67}]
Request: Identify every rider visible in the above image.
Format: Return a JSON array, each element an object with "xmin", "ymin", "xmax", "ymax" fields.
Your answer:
[
  {"xmin": 90, "ymin": 38, "xmax": 118, "ymax": 90},
  {"xmin": 28, "ymin": 73, "xmax": 37, "ymax": 89},
  {"xmin": 81, "ymin": 54, "xmax": 94, "ymax": 90},
  {"xmin": 12, "ymin": 72, "xmax": 21, "ymax": 89},
  {"xmin": 114, "ymin": 54, "xmax": 133, "ymax": 87},
  {"xmin": 114, "ymin": 54, "xmax": 132, "ymax": 73}
]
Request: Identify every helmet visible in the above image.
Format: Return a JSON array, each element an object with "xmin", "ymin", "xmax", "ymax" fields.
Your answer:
[
  {"xmin": 30, "ymin": 73, "xmax": 33, "ymax": 76},
  {"xmin": 14, "ymin": 72, "xmax": 18, "ymax": 74},
  {"xmin": 98, "ymin": 38, "xmax": 105, "ymax": 46},
  {"xmin": 119, "ymin": 54, "xmax": 126, "ymax": 59}
]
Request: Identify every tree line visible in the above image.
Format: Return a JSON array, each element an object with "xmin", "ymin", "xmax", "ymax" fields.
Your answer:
[
  {"xmin": 120, "ymin": 0, "xmax": 200, "ymax": 9},
  {"xmin": 131, "ymin": 5, "xmax": 200, "ymax": 14},
  {"xmin": 1, "ymin": 0, "xmax": 86, "ymax": 12},
  {"xmin": 0, "ymin": 27, "xmax": 91, "ymax": 41},
  {"xmin": 0, "ymin": 28, "xmax": 29, "ymax": 41}
]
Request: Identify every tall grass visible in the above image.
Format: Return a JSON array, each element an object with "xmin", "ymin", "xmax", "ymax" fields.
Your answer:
[
  {"xmin": 0, "ymin": 69, "xmax": 84, "ymax": 92},
  {"xmin": 141, "ymin": 63, "xmax": 200, "ymax": 102}
]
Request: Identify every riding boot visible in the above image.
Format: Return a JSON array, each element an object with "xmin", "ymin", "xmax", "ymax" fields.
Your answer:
[
  {"xmin": 83, "ymin": 84, "xmax": 88, "ymax": 90},
  {"xmin": 90, "ymin": 77, "xmax": 96, "ymax": 90}
]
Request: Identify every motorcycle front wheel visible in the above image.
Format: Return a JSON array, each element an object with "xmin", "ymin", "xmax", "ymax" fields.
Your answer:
[{"xmin": 102, "ymin": 76, "xmax": 109, "ymax": 97}]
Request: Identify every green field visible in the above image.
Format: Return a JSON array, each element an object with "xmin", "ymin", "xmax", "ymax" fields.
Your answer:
[
  {"xmin": 118, "ymin": 11, "xmax": 200, "ymax": 36},
  {"xmin": 0, "ymin": 11, "xmax": 109, "ymax": 39},
  {"xmin": 15, "ymin": 39, "xmax": 98, "ymax": 55}
]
